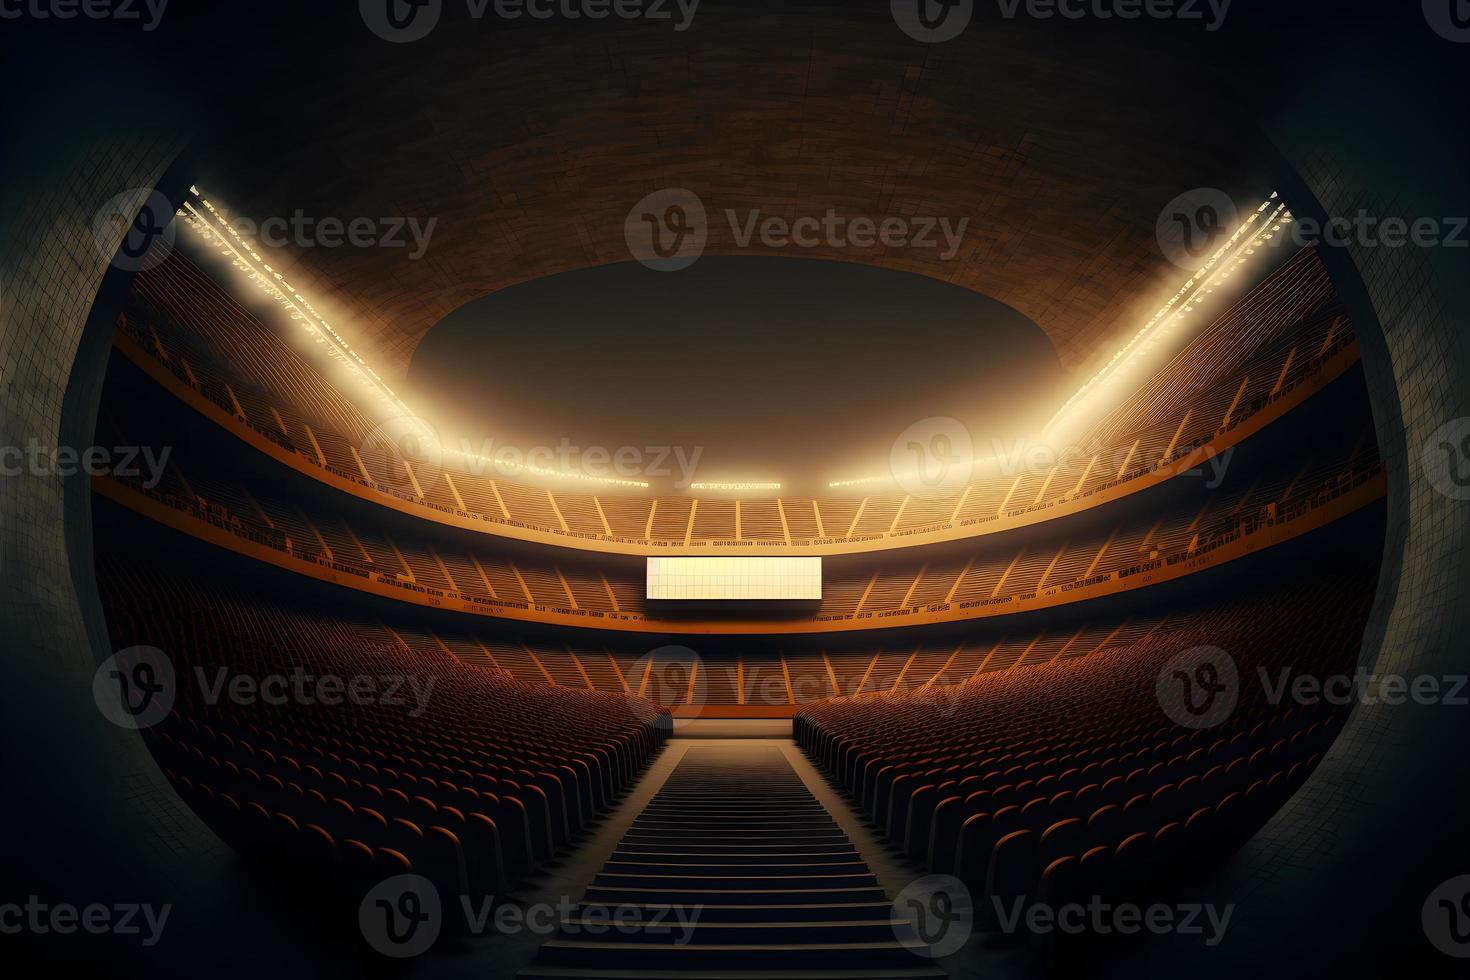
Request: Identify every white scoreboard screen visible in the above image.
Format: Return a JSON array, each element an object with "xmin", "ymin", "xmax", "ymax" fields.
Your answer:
[{"xmin": 646, "ymin": 556, "xmax": 822, "ymax": 600}]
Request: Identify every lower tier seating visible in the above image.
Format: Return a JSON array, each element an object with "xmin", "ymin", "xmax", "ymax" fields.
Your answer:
[
  {"xmin": 95, "ymin": 555, "xmax": 668, "ymax": 909},
  {"xmin": 795, "ymin": 556, "xmax": 1380, "ymax": 946}
]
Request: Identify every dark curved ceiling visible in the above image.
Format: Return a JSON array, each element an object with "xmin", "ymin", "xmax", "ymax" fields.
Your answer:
[
  {"xmin": 187, "ymin": 3, "xmax": 1270, "ymax": 387},
  {"xmin": 408, "ymin": 256, "xmax": 1064, "ymax": 484}
]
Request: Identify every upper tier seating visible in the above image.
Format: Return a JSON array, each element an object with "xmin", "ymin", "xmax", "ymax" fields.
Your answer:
[
  {"xmin": 95, "ymin": 372, "xmax": 1385, "ymax": 632},
  {"xmin": 116, "ymin": 246, "xmax": 1359, "ymax": 550},
  {"xmin": 95, "ymin": 555, "xmax": 668, "ymax": 907}
]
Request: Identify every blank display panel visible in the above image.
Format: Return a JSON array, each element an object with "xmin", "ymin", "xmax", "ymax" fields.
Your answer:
[{"xmin": 647, "ymin": 556, "xmax": 822, "ymax": 600}]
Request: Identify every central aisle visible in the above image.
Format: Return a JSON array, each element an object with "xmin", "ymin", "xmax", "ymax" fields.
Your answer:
[{"xmin": 519, "ymin": 742, "xmax": 947, "ymax": 978}]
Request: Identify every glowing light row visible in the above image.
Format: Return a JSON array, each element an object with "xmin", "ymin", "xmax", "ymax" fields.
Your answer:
[
  {"xmin": 827, "ymin": 475, "xmax": 890, "ymax": 489},
  {"xmin": 824, "ymin": 192, "xmax": 1295, "ymax": 490},
  {"xmin": 1043, "ymin": 193, "xmax": 1291, "ymax": 433},
  {"xmin": 180, "ymin": 195, "xmax": 407, "ymax": 422},
  {"xmin": 689, "ymin": 482, "xmax": 783, "ymax": 491},
  {"xmin": 183, "ymin": 191, "xmax": 399, "ymax": 398},
  {"xmin": 179, "ymin": 186, "xmax": 649, "ymax": 488}
]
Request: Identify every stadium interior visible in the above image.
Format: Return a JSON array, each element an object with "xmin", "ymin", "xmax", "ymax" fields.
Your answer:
[{"xmin": 2, "ymin": 3, "xmax": 1468, "ymax": 979}]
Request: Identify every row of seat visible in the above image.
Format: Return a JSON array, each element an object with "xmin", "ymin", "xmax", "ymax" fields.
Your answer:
[
  {"xmin": 92, "ymin": 481, "xmax": 1385, "ymax": 716},
  {"xmin": 795, "ymin": 556, "xmax": 1380, "ymax": 942},
  {"xmin": 96, "ymin": 554, "xmax": 668, "ymax": 907},
  {"xmin": 97, "ymin": 358, "xmax": 1383, "ymax": 632}
]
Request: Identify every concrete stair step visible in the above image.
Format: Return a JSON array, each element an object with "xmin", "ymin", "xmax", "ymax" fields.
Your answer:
[
  {"xmin": 632, "ymin": 822, "xmax": 840, "ymax": 828},
  {"xmin": 537, "ymin": 939, "xmax": 937, "ymax": 969},
  {"xmin": 592, "ymin": 871, "xmax": 879, "ymax": 890},
  {"xmin": 604, "ymin": 860, "xmax": 869, "ymax": 876},
  {"xmin": 611, "ymin": 840, "xmax": 858, "ymax": 852},
  {"xmin": 571, "ymin": 902, "xmax": 899, "ymax": 924},
  {"xmin": 553, "ymin": 918, "xmax": 918, "ymax": 946},
  {"xmin": 583, "ymin": 885, "xmax": 890, "ymax": 905},
  {"xmin": 637, "ymin": 811, "xmax": 834, "ymax": 816},
  {"xmin": 519, "ymin": 968, "xmax": 946, "ymax": 979},
  {"xmin": 621, "ymin": 831, "xmax": 850, "ymax": 842}
]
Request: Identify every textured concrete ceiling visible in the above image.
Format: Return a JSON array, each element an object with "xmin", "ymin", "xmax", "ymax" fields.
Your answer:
[{"xmin": 190, "ymin": 4, "xmax": 1267, "ymax": 384}]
